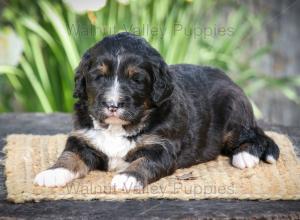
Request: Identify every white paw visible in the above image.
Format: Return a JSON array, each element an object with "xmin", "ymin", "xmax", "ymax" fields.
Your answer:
[
  {"xmin": 34, "ymin": 168, "xmax": 77, "ymax": 187},
  {"xmin": 232, "ymin": 152, "xmax": 259, "ymax": 169},
  {"xmin": 111, "ymin": 174, "xmax": 143, "ymax": 190},
  {"xmin": 266, "ymin": 155, "xmax": 276, "ymax": 164}
]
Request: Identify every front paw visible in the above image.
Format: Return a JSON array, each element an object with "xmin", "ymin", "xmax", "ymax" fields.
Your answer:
[
  {"xmin": 34, "ymin": 168, "xmax": 77, "ymax": 187},
  {"xmin": 111, "ymin": 173, "xmax": 143, "ymax": 190}
]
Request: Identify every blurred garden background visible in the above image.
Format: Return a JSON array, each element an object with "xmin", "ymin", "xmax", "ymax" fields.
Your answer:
[{"xmin": 0, "ymin": 0, "xmax": 299, "ymax": 126}]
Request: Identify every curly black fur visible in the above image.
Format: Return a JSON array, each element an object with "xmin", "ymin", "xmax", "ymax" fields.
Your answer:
[{"xmin": 50, "ymin": 32, "xmax": 280, "ymax": 187}]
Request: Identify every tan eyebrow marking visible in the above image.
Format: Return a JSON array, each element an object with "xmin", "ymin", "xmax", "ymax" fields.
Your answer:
[
  {"xmin": 97, "ymin": 63, "xmax": 109, "ymax": 75},
  {"xmin": 127, "ymin": 65, "xmax": 139, "ymax": 77}
]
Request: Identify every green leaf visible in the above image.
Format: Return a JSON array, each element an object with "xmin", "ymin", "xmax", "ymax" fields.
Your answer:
[
  {"xmin": 20, "ymin": 58, "xmax": 53, "ymax": 113},
  {"xmin": 40, "ymin": 1, "xmax": 80, "ymax": 69},
  {"xmin": 250, "ymin": 99, "xmax": 262, "ymax": 119}
]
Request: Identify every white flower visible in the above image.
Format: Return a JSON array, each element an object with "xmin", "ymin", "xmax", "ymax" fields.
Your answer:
[
  {"xmin": 0, "ymin": 28, "xmax": 23, "ymax": 66},
  {"xmin": 63, "ymin": 0, "xmax": 107, "ymax": 14}
]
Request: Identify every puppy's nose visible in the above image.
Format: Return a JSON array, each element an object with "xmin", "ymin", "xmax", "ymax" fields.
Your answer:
[
  {"xmin": 105, "ymin": 101, "xmax": 124, "ymax": 112},
  {"xmin": 108, "ymin": 104, "xmax": 118, "ymax": 112}
]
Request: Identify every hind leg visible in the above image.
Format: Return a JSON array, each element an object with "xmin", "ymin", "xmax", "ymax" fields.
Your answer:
[
  {"xmin": 223, "ymin": 125, "xmax": 280, "ymax": 169},
  {"xmin": 209, "ymin": 80, "xmax": 280, "ymax": 169}
]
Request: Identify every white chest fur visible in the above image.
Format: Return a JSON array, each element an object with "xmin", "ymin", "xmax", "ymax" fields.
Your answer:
[{"xmin": 74, "ymin": 125, "xmax": 135, "ymax": 171}]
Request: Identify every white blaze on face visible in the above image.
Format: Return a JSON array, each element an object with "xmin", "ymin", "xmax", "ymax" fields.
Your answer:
[
  {"xmin": 106, "ymin": 55, "xmax": 121, "ymax": 106},
  {"xmin": 107, "ymin": 76, "xmax": 120, "ymax": 105}
]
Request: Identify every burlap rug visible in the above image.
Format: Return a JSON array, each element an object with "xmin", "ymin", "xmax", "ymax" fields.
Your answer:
[{"xmin": 4, "ymin": 131, "xmax": 300, "ymax": 203}]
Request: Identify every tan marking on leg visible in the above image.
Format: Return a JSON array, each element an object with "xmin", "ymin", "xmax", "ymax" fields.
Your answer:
[{"xmin": 51, "ymin": 151, "xmax": 89, "ymax": 178}]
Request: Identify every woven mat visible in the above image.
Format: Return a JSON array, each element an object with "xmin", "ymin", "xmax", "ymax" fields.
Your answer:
[{"xmin": 4, "ymin": 131, "xmax": 300, "ymax": 203}]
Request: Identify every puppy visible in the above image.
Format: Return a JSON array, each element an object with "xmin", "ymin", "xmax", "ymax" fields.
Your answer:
[{"xmin": 34, "ymin": 32, "xmax": 279, "ymax": 190}]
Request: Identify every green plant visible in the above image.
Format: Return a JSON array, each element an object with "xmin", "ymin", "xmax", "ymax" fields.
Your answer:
[{"xmin": 0, "ymin": 0, "xmax": 299, "ymax": 116}]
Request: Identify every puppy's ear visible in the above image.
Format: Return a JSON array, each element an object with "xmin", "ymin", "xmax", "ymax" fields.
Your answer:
[
  {"xmin": 149, "ymin": 58, "xmax": 173, "ymax": 106},
  {"xmin": 73, "ymin": 53, "xmax": 91, "ymax": 99}
]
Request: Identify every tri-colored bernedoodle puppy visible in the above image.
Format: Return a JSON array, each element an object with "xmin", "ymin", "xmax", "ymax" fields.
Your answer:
[{"xmin": 34, "ymin": 32, "xmax": 279, "ymax": 190}]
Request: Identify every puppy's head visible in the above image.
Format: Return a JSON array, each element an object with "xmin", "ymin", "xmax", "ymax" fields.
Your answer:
[{"xmin": 74, "ymin": 32, "xmax": 173, "ymax": 126}]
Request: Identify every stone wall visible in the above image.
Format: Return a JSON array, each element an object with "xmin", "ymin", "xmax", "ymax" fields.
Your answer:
[{"xmin": 247, "ymin": 0, "xmax": 300, "ymax": 126}]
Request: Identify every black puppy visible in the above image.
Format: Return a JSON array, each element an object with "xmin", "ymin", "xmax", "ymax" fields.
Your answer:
[{"xmin": 34, "ymin": 32, "xmax": 279, "ymax": 189}]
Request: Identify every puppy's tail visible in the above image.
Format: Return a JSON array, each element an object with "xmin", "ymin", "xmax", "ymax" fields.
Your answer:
[{"xmin": 254, "ymin": 127, "xmax": 280, "ymax": 163}]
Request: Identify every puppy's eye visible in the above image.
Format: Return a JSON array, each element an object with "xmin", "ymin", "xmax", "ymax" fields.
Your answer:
[
  {"xmin": 131, "ymin": 74, "xmax": 143, "ymax": 83},
  {"xmin": 88, "ymin": 70, "xmax": 103, "ymax": 80},
  {"xmin": 94, "ymin": 74, "xmax": 103, "ymax": 81}
]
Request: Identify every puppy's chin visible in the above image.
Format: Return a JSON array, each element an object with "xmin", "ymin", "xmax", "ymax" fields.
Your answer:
[{"xmin": 104, "ymin": 117, "xmax": 130, "ymax": 125}]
